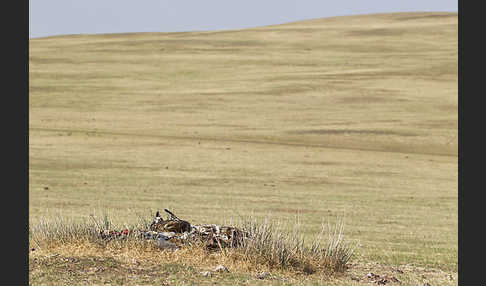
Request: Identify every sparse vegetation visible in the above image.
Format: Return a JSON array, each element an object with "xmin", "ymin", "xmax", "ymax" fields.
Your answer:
[
  {"xmin": 235, "ymin": 217, "xmax": 354, "ymax": 274},
  {"xmin": 29, "ymin": 11, "xmax": 458, "ymax": 285},
  {"xmin": 30, "ymin": 214, "xmax": 355, "ymax": 276}
]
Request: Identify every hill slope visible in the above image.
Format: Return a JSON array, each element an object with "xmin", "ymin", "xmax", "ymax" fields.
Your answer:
[
  {"xmin": 30, "ymin": 12, "xmax": 457, "ymax": 156},
  {"xmin": 29, "ymin": 12, "xmax": 458, "ymax": 275}
]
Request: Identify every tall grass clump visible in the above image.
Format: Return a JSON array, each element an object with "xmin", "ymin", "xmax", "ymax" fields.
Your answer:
[
  {"xmin": 235, "ymin": 217, "xmax": 354, "ymax": 274},
  {"xmin": 30, "ymin": 217, "xmax": 99, "ymax": 248},
  {"xmin": 29, "ymin": 213, "xmax": 148, "ymax": 249},
  {"xmin": 29, "ymin": 212, "xmax": 355, "ymax": 275}
]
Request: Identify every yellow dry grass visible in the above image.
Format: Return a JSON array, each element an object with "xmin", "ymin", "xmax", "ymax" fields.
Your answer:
[
  {"xmin": 30, "ymin": 240, "xmax": 298, "ymax": 277},
  {"xmin": 29, "ymin": 11, "xmax": 458, "ymax": 282},
  {"xmin": 29, "ymin": 239, "xmax": 457, "ymax": 285}
]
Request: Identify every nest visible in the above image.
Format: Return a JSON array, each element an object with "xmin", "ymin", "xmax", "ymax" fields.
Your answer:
[{"xmin": 99, "ymin": 209, "xmax": 247, "ymax": 250}]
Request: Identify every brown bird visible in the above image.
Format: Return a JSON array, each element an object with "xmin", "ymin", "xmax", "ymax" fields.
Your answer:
[{"xmin": 150, "ymin": 210, "xmax": 191, "ymax": 233}]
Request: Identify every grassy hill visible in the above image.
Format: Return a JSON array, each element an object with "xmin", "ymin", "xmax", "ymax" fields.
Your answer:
[{"xmin": 29, "ymin": 12, "xmax": 458, "ymax": 285}]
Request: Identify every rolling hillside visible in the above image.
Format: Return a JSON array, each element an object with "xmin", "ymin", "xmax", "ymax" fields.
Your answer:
[{"xmin": 29, "ymin": 11, "xmax": 458, "ymax": 277}]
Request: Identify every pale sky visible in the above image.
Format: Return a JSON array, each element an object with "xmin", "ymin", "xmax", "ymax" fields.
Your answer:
[{"xmin": 29, "ymin": 0, "xmax": 458, "ymax": 38}]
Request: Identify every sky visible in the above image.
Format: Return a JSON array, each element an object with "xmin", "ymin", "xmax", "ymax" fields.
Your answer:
[{"xmin": 29, "ymin": 0, "xmax": 458, "ymax": 38}]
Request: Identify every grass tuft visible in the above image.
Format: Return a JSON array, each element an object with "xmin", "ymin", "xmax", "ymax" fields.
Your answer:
[
  {"xmin": 29, "ymin": 213, "xmax": 355, "ymax": 276},
  {"xmin": 234, "ymin": 216, "xmax": 354, "ymax": 274}
]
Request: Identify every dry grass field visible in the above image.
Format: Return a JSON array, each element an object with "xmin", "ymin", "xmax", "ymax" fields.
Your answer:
[{"xmin": 29, "ymin": 12, "xmax": 457, "ymax": 285}]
